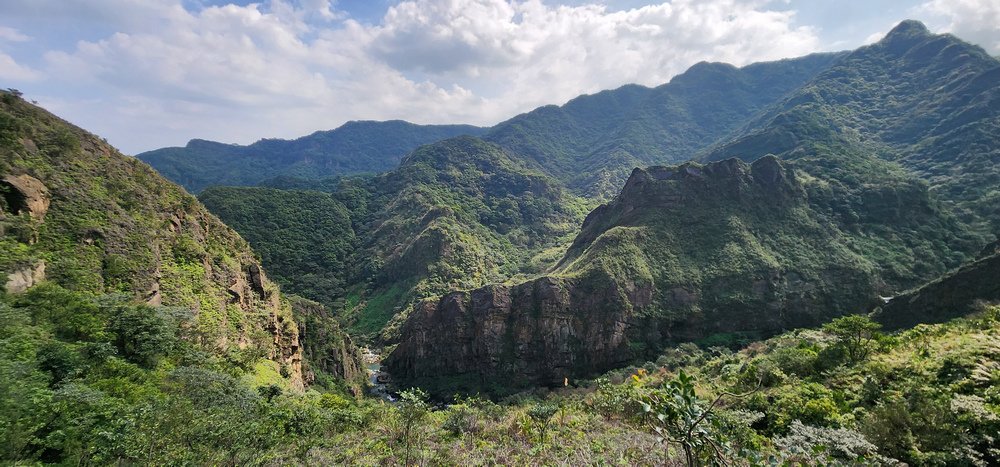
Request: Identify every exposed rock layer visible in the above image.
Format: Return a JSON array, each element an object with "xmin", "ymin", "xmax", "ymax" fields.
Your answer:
[
  {"xmin": 0, "ymin": 93, "xmax": 306, "ymax": 389},
  {"xmin": 387, "ymin": 157, "xmax": 881, "ymax": 390}
]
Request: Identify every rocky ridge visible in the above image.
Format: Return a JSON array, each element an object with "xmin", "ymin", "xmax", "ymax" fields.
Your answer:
[{"xmin": 386, "ymin": 156, "xmax": 881, "ymax": 391}]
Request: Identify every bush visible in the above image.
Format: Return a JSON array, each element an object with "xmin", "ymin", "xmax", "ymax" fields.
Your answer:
[
  {"xmin": 768, "ymin": 345, "xmax": 819, "ymax": 377},
  {"xmin": 822, "ymin": 315, "xmax": 881, "ymax": 364},
  {"xmin": 106, "ymin": 300, "xmax": 187, "ymax": 368},
  {"xmin": 442, "ymin": 403, "xmax": 478, "ymax": 436},
  {"xmin": 775, "ymin": 421, "xmax": 888, "ymax": 463},
  {"xmin": 527, "ymin": 402, "xmax": 559, "ymax": 444}
]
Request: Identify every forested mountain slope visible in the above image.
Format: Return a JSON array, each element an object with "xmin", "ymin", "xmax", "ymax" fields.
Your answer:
[
  {"xmin": 138, "ymin": 120, "xmax": 485, "ymax": 193},
  {"xmin": 202, "ymin": 136, "xmax": 588, "ymax": 341},
  {"xmin": 702, "ymin": 20, "xmax": 1000, "ymax": 234},
  {"xmin": 484, "ymin": 52, "xmax": 845, "ymax": 196},
  {"xmin": 0, "ymin": 90, "xmax": 372, "ymax": 463},
  {"xmin": 386, "ymin": 152, "xmax": 976, "ymax": 391}
]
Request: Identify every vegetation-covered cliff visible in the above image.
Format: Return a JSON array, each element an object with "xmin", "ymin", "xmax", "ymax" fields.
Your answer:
[
  {"xmin": 0, "ymin": 90, "xmax": 363, "ymax": 463},
  {"xmin": 386, "ymin": 153, "xmax": 977, "ymax": 391}
]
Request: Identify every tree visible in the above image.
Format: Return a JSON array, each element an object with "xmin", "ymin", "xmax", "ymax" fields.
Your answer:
[
  {"xmin": 527, "ymin": 402, "xmax": 558, "ymax": 444},
  {"xmin": 822, "ymin": 315, "xmax": 882, "ymax": 364},
  {"xmin": 397, "ymin": 388, "xmax": 429, "ymax": 465},
  {"xmin": 642, "ymin": 370, "xmax": 759, "ymax": 466}
]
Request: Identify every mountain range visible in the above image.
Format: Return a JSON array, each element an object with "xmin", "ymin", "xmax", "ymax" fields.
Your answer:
[
  {"xmin": 4, "ymin": 18, "xmax": 1000, "ymax": 465},
  {"xmin": 178, "ymin": 21, "xmax": 996, "ymax": 365}
]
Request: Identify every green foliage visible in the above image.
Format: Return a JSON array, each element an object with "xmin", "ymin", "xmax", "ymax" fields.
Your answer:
[
  {"xmin": 822, "ymin": 314, "xmax": 882, "ymax": 364},
  {"xmin": 106, "ymin": 298, "xmax": 189, "ymax": 368},
  {"xmin": 442, "ymin": 403, "xmax": 476, "ymax": 436},
  {"xmin": 397, "ymin": 388, "xmax": 430, "ymax": 465},
  {"xmin": 139, "ymin": 121, "xmax": 485, "ymax": 193},
  {"xmin": 526, "ymin": 402, "xmax": 558, "ymax": 444},
  {"xmin": 199, "ymin": 187, "xmax": 356, "ymax": 312},
  {"xmin": 641, "ymin": 370, "xmax": 739, "ymax": 465}
]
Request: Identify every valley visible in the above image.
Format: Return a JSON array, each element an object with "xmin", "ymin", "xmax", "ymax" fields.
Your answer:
[{"xmin": 2, "ymin": 18, "xmax": 999, "ymax": 465}]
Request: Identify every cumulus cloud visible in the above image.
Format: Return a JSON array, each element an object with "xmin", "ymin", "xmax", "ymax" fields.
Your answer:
[
  {"xmin": 6, "ymin": 0, "xmax": 824, "ymax": 153},
  {"xmin": 919, "ymin": 0, "xmax": 1000, "ymax": 54},
  {"xmin": 0, "ymin": 51, "xmax": 42, "ymax": 81},
  {"xmin": 0, "ymin": 26, "xmax": 39, "ymax": 81},
  {"xmin": 0, "ymin": 26, "xmax": 30, "ymax": 42}
]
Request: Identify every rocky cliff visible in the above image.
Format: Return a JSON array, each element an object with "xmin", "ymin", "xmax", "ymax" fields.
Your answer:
[
  {"xmin": 0, "ymin": 91, "xmax": 307, "ymax": 388},
  {"xmin": 289, "ymin": 295, "xmax": 366, "ymax": 391},
  {"xmin": 876, "ymin": 248, "xmax": 1000, "ymax": 330},
  {"xmin": 386, "ymin": 156, "xmax": 883, "ymax": 391}
]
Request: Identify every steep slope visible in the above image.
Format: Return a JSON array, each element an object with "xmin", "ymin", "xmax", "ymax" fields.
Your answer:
[
  {"xmin": 876, "ymin": 245, "xmax": 1000, "ymax": 330},
  {"xmin": 288, "ymin": 295, "xmax": 365, "ymax": 392},
  {"xmin": 137, "ymin": 120, "xmax": 485, "ymax": 193},
  {"xmin": 387, "ymin": 157, "xmax": 898, "ymax": 391},
  {"xmin": 484, "ymin": 52, "xmax": 844, "ymax": 195},
  {"xmin": 0, "ymin": 91, "xmax": 311, "ymax": 388},
  {"xmin": 702, "ymin": 20, "xmax": 1000, "ymax": 234},
  {"xmin": 198, "ymin": 187, "xmax": 356, "ymax": 312},
  {"xmin": 348, "ymin": 136, "xmax": 587, "ymax": 340}
]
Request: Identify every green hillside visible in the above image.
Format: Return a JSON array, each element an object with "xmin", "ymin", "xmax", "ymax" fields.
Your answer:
[
  {"xmin": 137, "ymin": 121, "xmax": 486, "ymax": 193},
  {"xmin": 702, "ymin": 20, "xmax": 1000, "ymax": 235},
  {"xmin": 484, "ymin": 53, "xmax": 844, "ymax": 196},
  {"xmin": 386, "ymin": 153, "xmax": 976, "ymax": 391},
  {"xmin": 198, "ymin": 187, "xmax": 357, "ymax": 312},
  {"xmin": 0, "ymin": 91, "xmax": 364, "ymax": 463}
]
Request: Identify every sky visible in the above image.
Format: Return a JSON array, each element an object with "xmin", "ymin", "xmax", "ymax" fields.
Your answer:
[{"xmin": 0, "ymin": 0, "xmax": 998, "ymax": 155}]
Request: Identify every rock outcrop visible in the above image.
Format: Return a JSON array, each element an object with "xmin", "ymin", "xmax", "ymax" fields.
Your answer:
[
  {"xmin": 387, "ymin": 157, "xmax": 881, "ymax": 391},
  {"xmin": 0, "ymin": 91, "xmax": 306, "ymax": 389},
  {"xmin": 289, "ymin": 296, "xmax": 365, "ymax": 392},
  {"xmin": 877, "ymin": 250, "xmax": 1000, "ymax": 330},
  {"xmin": 4, "ymin": 260, "xmax": 45, "ymax": 294},
  {"xmin": 1, "ymin": 174, "xmax": 49, "ymax": 220}
]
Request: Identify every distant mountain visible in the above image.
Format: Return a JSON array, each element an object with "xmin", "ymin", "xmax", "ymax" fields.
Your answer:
[
  {"xmin": 140, "ymin": 54, "xmax": 841, "ymax": 198},
  {"xmin": 483, "ymin": 52, "xmax": 845, "ymax": 196},
  {"xmin": 137, "ymin": 120, "xmax": 486, "ymax": 193},
  {"xmin": 702, "ymin": 20, "xmax": 1000, "ymax": 235}
]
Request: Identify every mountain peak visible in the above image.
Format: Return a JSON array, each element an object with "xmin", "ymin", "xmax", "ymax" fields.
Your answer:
[
  {"xmin": 887, "ymin": 19, "xmax": 931, "ymax": 37},
  {"xmin": 873, "ymin": 20, "xmax": 934, "ymax": 56}
]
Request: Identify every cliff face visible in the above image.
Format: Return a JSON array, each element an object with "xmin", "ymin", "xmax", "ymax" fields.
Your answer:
[
  {"xmin": 387, "ymin": 156, "xmax": 881, "ymax": 391},
  {"xmin": 289, "ymin": 295, "xmax": 365, "ymax": 391},
  {"xmin": 0, "ymin": 92, "xmax": 305, "ymax": 388},
  {"xmin": 388, "ymin": 275, "xmax": 637, "ymax": 389},
  {"xmin": 877, "ymin": 249, "xmax": 1000, "ymax": 330}
]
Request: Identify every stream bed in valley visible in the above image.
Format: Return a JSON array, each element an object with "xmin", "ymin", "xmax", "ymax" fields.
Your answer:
[{"xmin": 362, "ymin": 348, "xmax": 396, "ymax": 402}]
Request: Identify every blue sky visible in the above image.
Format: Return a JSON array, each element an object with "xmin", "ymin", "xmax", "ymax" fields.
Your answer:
[{"xmin": 0, "ymin": 0, "xmax": 997, "ymax": 154}]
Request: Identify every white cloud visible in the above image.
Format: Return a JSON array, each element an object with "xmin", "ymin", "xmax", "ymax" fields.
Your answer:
[
  {"xmin": 0, "ymin": 26, "xmax": 30, "ymax": 42},
  {"xmin": 11, "ymin": 0, "xmax": 823, "ymax": 153},
  {"xmin": 0, "ymin": 51, "xmax": 42, "ymax": 81},
  {"xmin": 919, "ymin": 0, "xmax": 1000, "ymax": 54}
]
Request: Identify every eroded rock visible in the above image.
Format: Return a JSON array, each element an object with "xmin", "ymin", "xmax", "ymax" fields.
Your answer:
[
  {"xmin": 1, "ymin": 174, "xmax": 50, "ymax": 220},
  {"xmin": 5, "ymin": 261, "xmax": 45, "ymax": 294}
]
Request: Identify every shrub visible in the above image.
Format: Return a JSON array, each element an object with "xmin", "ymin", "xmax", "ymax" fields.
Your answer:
[{"xmin": 442, "ymin": 403, "xmax": 478, "ymax": 436}]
